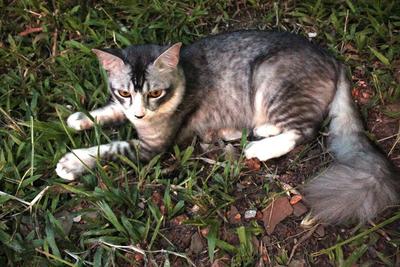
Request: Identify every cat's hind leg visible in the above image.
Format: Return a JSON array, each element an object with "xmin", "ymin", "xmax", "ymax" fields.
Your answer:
[
  {"xmin": 244, "ymin": 129, "xmax": 302, "ymax": 161},
  {"xmin": 218, "ymin": 128, "xmax": 243, "ymax": 141},
  {"xmin": 67, "ymin": 102, "xmax": 126, "ymax": 131},
  {"xmin": 56, "ymin": 140, "xmax": 137, "ymax": 180}
]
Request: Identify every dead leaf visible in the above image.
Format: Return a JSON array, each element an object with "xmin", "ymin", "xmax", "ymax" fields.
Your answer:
[
  {"xmin": 200, "ymin": 227, "xmax": 209, "ymax": 237},
  {"xmin": 245, "ymin": 158, "xmax": 261, "ymax": 171},
  {"xmin": 259, "ymin": 241, "xmax": 270, "ymax": 265},
  {"xmin": 151, "ymin": 191, "xmax": 162, "ymax": 206},
  {"xmin": 292, "ymin": 202, "xmax": 308, "ymax": 217},
  {"xmin": 290, "ymin": 194, "xmax": 302, "ymax": 205},
  {"xmin": 262, "ymin": 196, "xmax": 293, "ymax": 235},
  {"xmin": 171, "ymin": 214, "xmax": 188, "ymax": 226},
  {"xmin": 133, "ymin": 252, "xmax": 144, "ymax": 262},
  {"xmin": 19, "ymin": 27, "xmax": 43, "ymax": 36}
]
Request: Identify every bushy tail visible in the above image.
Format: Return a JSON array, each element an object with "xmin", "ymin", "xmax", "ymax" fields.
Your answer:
[{"xmin": 304, "ymin": 67, "xmax": 399, "ymax": 224}]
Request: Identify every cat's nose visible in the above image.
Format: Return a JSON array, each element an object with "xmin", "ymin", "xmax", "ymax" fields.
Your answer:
[{"xmin": 135, "ymin": 114, "xmax": 145, "ymax": 119}]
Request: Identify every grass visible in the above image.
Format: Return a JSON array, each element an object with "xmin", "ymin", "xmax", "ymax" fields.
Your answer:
[{"xmin": 1, "ymin": 0, "xmax": 400, "ymax": 266}]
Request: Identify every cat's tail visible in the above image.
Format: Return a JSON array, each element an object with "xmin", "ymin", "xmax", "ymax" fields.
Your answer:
[{"xmin": 304, "ymin": 66, "xmax": 399, "ymax": 224}]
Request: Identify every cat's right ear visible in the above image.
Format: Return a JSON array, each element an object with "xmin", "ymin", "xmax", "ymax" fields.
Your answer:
[{"xmin": 92, "ymin": 49, "xmax": 125, "ymax": 73}]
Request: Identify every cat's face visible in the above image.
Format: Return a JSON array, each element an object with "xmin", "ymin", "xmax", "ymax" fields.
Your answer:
[{"xmin": 93, "ymin": 43, "xmax": 184, "ymax": 123}]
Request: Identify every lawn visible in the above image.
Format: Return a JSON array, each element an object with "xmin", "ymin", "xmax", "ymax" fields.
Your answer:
[{"xmin": 0, "ymin": 0, "xmax": 399, "ymax": 266}]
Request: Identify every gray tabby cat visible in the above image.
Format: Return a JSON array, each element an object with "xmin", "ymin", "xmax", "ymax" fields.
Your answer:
[{"xmin": 56, "ymin": 30, "xmax": 399, "ymax": 224}]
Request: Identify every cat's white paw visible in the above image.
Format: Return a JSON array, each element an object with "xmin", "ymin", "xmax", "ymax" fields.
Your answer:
[
  {"xmin": 56, "ymin": 150, "xmax": 95, "ymax": 180},
  {"xmin": 244, "ymin": 141, "xmax": 269, "ymax": 161},
  {"xmin": 67, "ymin": 112, "xmax": 92, "ymax": 131}
]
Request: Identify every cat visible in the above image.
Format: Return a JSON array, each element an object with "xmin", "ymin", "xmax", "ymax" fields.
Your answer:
[{"xmin": 56, "ymin": 30, "xmax": 399, "ymax": 224}]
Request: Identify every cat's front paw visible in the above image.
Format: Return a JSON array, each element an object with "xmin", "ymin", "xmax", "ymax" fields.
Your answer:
[
  {"xmin": 67, "ymin": 112, "xmax": 93, "ymax": 131},
  {"xmin": 56, "ymin": 150, "xmax": 95, "ymax": 180}
]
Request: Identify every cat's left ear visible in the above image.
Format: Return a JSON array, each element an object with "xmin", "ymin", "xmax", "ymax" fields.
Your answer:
[
  {"xmin": 153, "ymin": 43, "xmax": 182, "ymax": 71},
  {"xmin": 92, "ymin": 49, "xmax": 125, "ymax": 73}
]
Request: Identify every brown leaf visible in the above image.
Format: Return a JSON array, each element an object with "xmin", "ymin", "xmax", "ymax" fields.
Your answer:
[
  {"xmin": 133, "ymin": 252, "xmax": 144, "ymax": 262},
  {"xmin": 259, "ymin": 241, "xmax": 270, "ymax": 264},
  {"xmin": 262, "ymin": 196, "xmax": 293, "ymax": 235},
  {"xmin": 171, "ymin": 214, "xmax": 188, "ymax": 226},
  {"xmin": 200, "ymin": 227, "xmax": 209, "ymax": 237},
  {"xmin": 151, "ymin": 191, "xmax": 162, "ymax": 206},
  {"xmin": 19, "ymin": 27, "xmax": 43, "ymax": 36},
  {"xmin": 292, "ymin": 202, "xmax": 308, "ymax": 217},
  {"xmin": 289, "ymin": 194, "xmax": 302, "ymax": 205},
  {"xmin": 245, "ymin": 158, "xmax": 261, "ymax": 171}
]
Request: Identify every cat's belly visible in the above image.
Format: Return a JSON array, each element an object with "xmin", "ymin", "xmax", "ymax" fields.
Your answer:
[{"xmin": 181, "ymin": 105, "xmax": 252, "ymax": 143}]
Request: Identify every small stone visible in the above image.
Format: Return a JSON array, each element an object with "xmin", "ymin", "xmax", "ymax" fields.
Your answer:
[
  {"xmin": 188, "ymin": 232, "xmax": 204, "ymax": 255},
  {"xmin": 73, "ymin": 215, "xmax": 82, "ymax": 223},
  {"xmin": 244, "ymin": 209, "xmax": 257, "ymax": 219},
  {"xmin": 308, "ymin": 32, "xmax": 317, "ymax": 38}
]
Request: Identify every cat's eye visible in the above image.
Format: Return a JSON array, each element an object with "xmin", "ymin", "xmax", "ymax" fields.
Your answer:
[
  {"xmin": 148, "ymin": 90, "xmax": 164, "ymax": 98},
  {"xmin": 118, "ymin": 90, "xmax": 131, "ymax": 98}
]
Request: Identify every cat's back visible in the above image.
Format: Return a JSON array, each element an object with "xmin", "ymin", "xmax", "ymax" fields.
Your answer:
[
  {"xmin": 180, "ymin": 30, "xmax": 336, "ymax": 91},
  {"xmin": 181, "ymin": 30, "xmax": 330, "ymax": 65}
]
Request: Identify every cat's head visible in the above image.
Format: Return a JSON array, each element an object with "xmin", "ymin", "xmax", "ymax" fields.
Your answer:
[{"xmin": 93, "ymin": 43, "xmax": 185, "ymax": 123}]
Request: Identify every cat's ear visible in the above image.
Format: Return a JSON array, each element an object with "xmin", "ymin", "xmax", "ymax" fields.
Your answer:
[
  {"xmin": 92, "ymin": 49, "xmax": 125, "ymax": 73},
  {"xmin": 153, "ymin": 43, "xmax": 182, "ymax": 71}
]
